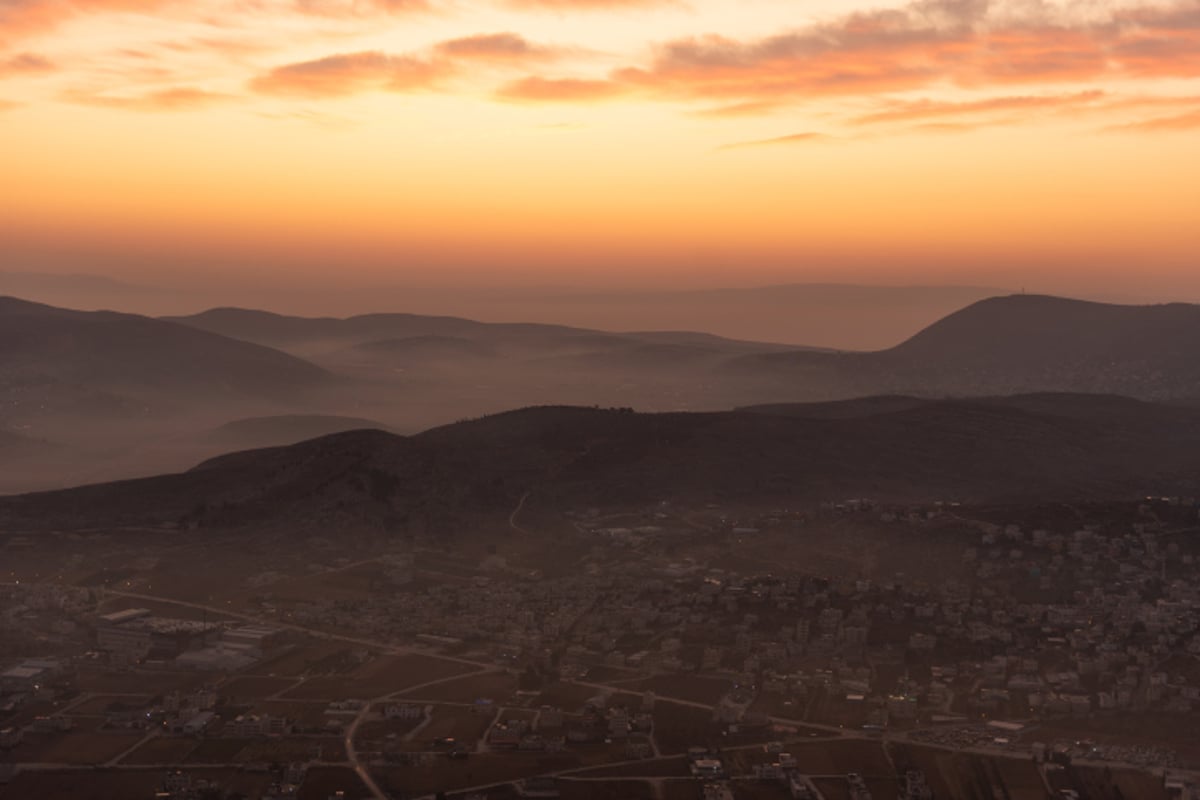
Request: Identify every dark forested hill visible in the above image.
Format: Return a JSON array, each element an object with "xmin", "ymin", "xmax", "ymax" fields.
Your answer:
[{"xmin": 3, "ymin": 394, "xmax": 1198, "ymax": 532}]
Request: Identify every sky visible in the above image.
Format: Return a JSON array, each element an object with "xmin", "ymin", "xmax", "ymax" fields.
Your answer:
[{"xmin": 2, "ymin": 0, "xmax": 1199, "ymax": 296}]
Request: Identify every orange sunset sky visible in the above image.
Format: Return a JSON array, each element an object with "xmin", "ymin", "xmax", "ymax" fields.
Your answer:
[{"xmin": 2, "ymin": 0, "xmax": 1199, "ymax": 294}]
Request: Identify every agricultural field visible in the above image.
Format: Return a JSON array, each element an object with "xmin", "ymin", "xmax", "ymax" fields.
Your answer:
[
  {"xmin": 253, "ymin": 640, "xmax": 357, "ymax": 676},
  {"xmin": 0, "ymin": 771, "xmax": 162, "ymax": 800},
  {"xmin": 810, "ymin": 778, "xmax": 853, "ymax": 800},
  {"xmin": 7, "ymin": 723, "xmax": 147, "ymax": 765},
  {"xmin": 1062, "ymin": 765, "xmax": 1170, "ymax": 800},
  {"xmin": 727, "ymin": 783, "xmax": 799, "ymax": 800},
  {"xmin": 183, "ymin": 737, "xmax": 252, "ymax": 763},
  {"xmin": 230, "ymin": 737, "xmax": 334, "ymax": 764},
  {"xmin": 75, "ymin": 667, "xmax": 212, "ymax": 695},
  {"xmin": 282, "ymin": 653, "xmax": 478, "ymax": 700},
  {"xmin": 651, "ymin": 703, "xmax": 722, "ymax": 753},
  {"xmin": 356, "ymin": 709, "xmax": 431, "ymax": 742},
  {"xmin": 65, "ymin": 693, "xmax": 152, "ymax": 715},
  {"xmin": 785, "ymin": 738, "xmax": 893, "ymax": 777},
  {"xmin": 398, "ymin": 670, "xmax": 517, "ymax": 703},
  {"xmin": 120, "ymin": 734, "xmax": 199, "ymax": 764},
  {"xmin": 0, "ymin": 769, "xmax": 275, "ymax": 800},
  {"xmin": 557, "ymin": 779, "xmax": 658, "ymax": 799},
  {"xmin": 749, "ymin": 690, "xmax": 805, "ymax": 719},
  {"xmin": 219, "ymin": 675, "xmax": 301, "ymax": 699},
  {"xmin": 569, "ymin": 756, "xmax": 691, "ymax": 778},
  {"xmin": 531, "ymin": 682, "xmax": 611, "ymax": 711},
  {"xmin": 619, "ymin": 674, "xmax": 737, "ymax": 706},
  {"xmin": 577, "ymin": 665, "xmax": 640, "ymax": 683},
  {"xmin": 376, "ymin": 752, "xmax": 581, "ymax": 796},
  {"xmin": 721, "ymin": 722, "xmax": 821, "ymax": 750},
  {"xmin": 253, "ymin": 562, "xmax": 401, "ymax": 605},
  {"xmin": 892, "ymin": 743, "xmax": 1050, "ymax": 800},
  {"xmin": 662, "ymin": 781, "xmax": 711, "ymax": 800},
  {"xmin": 296, "ymin": 766, "xmax": 372, "ymax": 800},
  {"xmin": 409, "ymin": 704, "xmax": 495, "ymax": 749}
]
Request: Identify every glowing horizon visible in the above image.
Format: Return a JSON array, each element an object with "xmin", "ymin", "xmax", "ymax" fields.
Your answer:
[{"xmin": 3, "ymin": 0, "xmax": 1199, "ymax": 293}]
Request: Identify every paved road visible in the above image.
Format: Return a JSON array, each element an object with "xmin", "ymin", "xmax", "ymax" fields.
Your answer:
[
  {"xmin": 344, "ymin": 668, "xmax": 496, "ymax": 800},
  {"xmin": 343, "ymin": 704, "xmax": 389, "ymax": 800},
  {"xmin": 508, "ymin": 492, "xmax": 532, "ymax": 534}
]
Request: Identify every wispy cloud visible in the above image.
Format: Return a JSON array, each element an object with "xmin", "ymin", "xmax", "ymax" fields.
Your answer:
[
  {"xmin": 62, "ymin": 85, "xmax": 233, "ymax": 111},
  {"xmin": 0, "ymin": 0, "xmax": 171, "ymax": 43},
  {"xmin": 250, "ymin": 51, "xmax": 448, "ymax": 97},
  {"xmin": 257, "ymin": 107, "xmax": 359, "ymax": 128},
  {"xmin": 505, "ymin": 0, "xmax": 682, "ymax": 9},
  {"xmin": 0, "ymin": 52, "xmax": 56, "ymax": 77},
  {"xmin": 0, "ymin": 0, "xmax": 430, "ymax": 51},
  {"xmin": 719, "ymin": 131, "xmax": 828, "ymax": 149},
  {"xmin": 852, "ymin": 90, "xmax": 1107, "ymax": 125},
  {"xmin": 496, "ymin": 74, "xmax": 629, "ymax": 101},
  {"xmin": 434, "ymin": 32, "xmax": 557, "ymax": 62},
  {"xmin": 290, "ymin": 0, "xmax": 430, "ymax": 17},
  {"xmin": 689, "ymin": 100, "xmax": 780, "ymax": 118},
  {"xmin": 587, "ymin": 0, "xmax": 1200, "ymax": 105},
  {"xmin": 1108, "ymin": 107, "xmax": 1200, "ymax": 131},
  {"xmin": 160, "ymin": 36, "xmax": 276, "ymax": 59}
]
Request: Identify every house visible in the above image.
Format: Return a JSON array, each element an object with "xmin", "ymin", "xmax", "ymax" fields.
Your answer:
[
  {"xmin": 703, "ymin": 784, "xmax": 735, "ymax": 800},
  {"xmin": 96, "ymin": 610, "xmax": 217, "ymax": 663},
  {"xmin": 488, "ymin": 725, "xmax": 521, "ymax": 748},
  {"xmin": 183, "ymin": 711, "xmax": 216, "ymax": 736},
  {"xmin": 537, "ymin": 706, "xmax": 564, "ymax": 730},
  {"xmin": 754, "ymin": 763, "xmax": 786, "ymax": 780},
  {"xmin": 383, "ymin": 704, "xmax": 424, "ymax": 721},
  {"xmin": 0, "ymin": 727, "xmax": 23, "ymax": 748},
  {"xmin": 691, "ymin": 758, "xmax": 725, "ymax": 778},
  {"xmin": 227, "ymin": 714, "xmax": 291, "ymax": 737},
  {"xmin": 0, "ymin": 661, "xmax": 58, "ymax": 693},
  {"xmin": 28, "ymin": 716, "xmax": 72, "ymax": 733}
]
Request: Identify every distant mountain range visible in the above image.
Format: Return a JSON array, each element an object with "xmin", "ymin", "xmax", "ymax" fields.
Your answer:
[
  {"xmin": 0, "ymin": 296, "xmax": 330, "ymax": 413},
  {"xmin": 5, "ymin": 292, "xmax": 1200, "ymax": 494},
  {"xmin": 171, "ymin": 294, "xmax": 1200, "ymax": 403},
  {"xmin": 2, "ymin": 394, "xmax": 1197, "ymax": 531},
  {"xmin": 5, "ymin": 275, "xmax": 1004, "ymax": 348},
  {"xmin": 163, "ymin": 306, "xmax": 804, "ymax": 359},
  {"xmin": 725, "ymin": 294, "xmax": 1200, "ymax": 401}
]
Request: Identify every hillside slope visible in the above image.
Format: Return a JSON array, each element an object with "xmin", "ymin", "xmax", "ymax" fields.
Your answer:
[
  {"xmin": 726, "ymin": 295, "xmax": 1200, "ymax": 400},
  {"xmin": 2, "ymin": 394, "xmax": 1197, "ymax": 531},
  {"xmin": 0, "ymin": 297, "xmax": 331, "ymax": 410}
]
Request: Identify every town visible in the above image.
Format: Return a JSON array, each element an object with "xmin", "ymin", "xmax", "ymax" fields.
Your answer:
[{"xmin": 2, "ymin": 495, "xmax": 1200, "ymax": 799}]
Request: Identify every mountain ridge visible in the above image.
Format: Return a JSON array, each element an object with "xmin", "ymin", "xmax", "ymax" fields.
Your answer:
[
  {"xmin": 0, "ymin": 296, "xmax": 333, "ymax": 402},
  {"xmin": 3, "ymin": 393, "xmax": 1198, "ymax": 532},
  {"xmin": 724, "ymin": 294, "xmax": 1200, "ymax": 400}
]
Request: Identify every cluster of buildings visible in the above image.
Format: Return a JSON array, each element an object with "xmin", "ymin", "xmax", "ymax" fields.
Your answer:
[
  {"xmin": 202, "ymin": 501, "xmax": 1200, "ymax": 776},
  {"xmin": 4, "ymin": 497, "xmax": 1200, "ymax": 796},
  {"xmin": 96, "ymin": 608, "xmax": 284, "ymax": 669},
  {"xmin": 155, "ymin": 763, "xmax": 308, "ymax": 800}
]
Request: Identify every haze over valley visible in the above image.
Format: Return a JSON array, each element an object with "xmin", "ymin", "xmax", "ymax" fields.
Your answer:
[{"xmin": 5, "ymin": 291, "xmax": 1200, "ymax": 494}]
